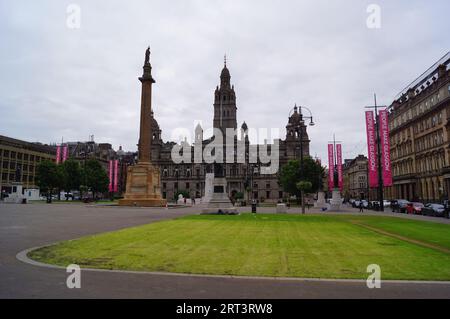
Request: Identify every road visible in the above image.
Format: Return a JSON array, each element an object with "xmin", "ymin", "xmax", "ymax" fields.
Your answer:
[{"xmin": 1, "ymin": 202, "xmax": 450, "ymax": 298}]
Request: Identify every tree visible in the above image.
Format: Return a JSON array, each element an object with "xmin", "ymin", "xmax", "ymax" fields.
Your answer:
[
  {"xmin": 279, "ymin": 157, "xmax": 324, "ymax": 207},
  {"xmin": 61, "ymin": 159, "xmax": 82, "ymax": 199},
  {"xmin": 174, "ymin": 190, "xmax": 190, "ymax": 201},
  {"xmin": 83, "ymin": 159, "xmax": 109, "ymax": 201},
  {"xmin": 35, "ymin": 160, "xmax": 62, "ymax": 203},
  {"xmin": 296, "ymin": 181, "xmax": 312, "ymax": 214}
]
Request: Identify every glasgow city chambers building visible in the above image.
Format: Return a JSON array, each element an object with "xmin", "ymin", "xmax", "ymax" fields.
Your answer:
[{"xmin": 147, "ymin": 60, "xmax": 311, "ymax": 202}]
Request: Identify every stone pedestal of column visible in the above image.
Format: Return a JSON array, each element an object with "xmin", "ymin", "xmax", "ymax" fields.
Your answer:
[
  {"xmin": 314, "ymin": 191, "xmax": 326, "ymax": 208},
  {"xmin": 329, "ymin": 189, "xmax": 342, "ymax": 211},
  {"xmin": 201, "ymin": 177, "xmax": 237, "ymax": 214}
]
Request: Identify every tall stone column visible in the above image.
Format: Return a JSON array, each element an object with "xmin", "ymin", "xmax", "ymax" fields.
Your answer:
[
  {"xmin": 119, "ymin": 48, "xmax": 166, "ymax": 207},
  {"xmin": 138, "ymin": 52, "xmax": 154, "ymax": 163}
]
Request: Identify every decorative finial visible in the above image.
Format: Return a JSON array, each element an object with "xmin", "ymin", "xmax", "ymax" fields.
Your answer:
[
  {"xmin": 224, "ymin": 54, "xmax": 227, "ymax": 67},
  {"xmin": 145, "ymin": 46, "xmax": 150, "ymax": 65}
]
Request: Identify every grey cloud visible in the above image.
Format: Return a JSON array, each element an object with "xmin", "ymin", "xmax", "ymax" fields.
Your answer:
[{"xmin": 0, "ymin": 0, "xmax": 449, "ymax": 165}]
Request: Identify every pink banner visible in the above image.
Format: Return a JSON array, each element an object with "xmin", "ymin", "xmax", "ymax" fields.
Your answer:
[
  {"xmin": 108, "ymin": 160, "xmax": 113, "ymax": 192},
  {"xmin": 365, "ymin": 111, "xmax": 378, "ymax": 188},
  {"xmin": 379, "ymin": 110, "xmax": 393, "ymax": 186},
  {"xmin": 113, "ymin": 160, "xmax": 119, "ymax": 193},
  {"xmin": 328, "ymin": 144, "xmax": 334, "ymax": 190},
  {"xmin": 336, "ymin": 144, "xmax": 343, "ymax": 191},
  {"xmin": 56, "ymin": 146, "xmax": 61, "ymax": 164},
  {"xmin": 62, "ymin": 145, "xmax": 68, "ymax": 162}
]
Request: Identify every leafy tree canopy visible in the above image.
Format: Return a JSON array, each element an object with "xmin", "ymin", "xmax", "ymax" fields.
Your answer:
[
  {"xmin": 83, "ymin": 159, "xmax": 109, "ymax": 196},
  {"xmin": 36, "ymin": 160, "xmax": 62, "ymax": 194},
  {"xmin": 279, "ymin": 157, "xmax": 324, "ymax": 197},
  {"xmin": 61, "ymin": 159, "xmax": 82, "ymax": 192}
]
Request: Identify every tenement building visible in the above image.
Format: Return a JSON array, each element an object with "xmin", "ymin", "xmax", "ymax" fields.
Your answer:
[
  {"xmin": 342, "ymin": 155, "xmax": 368, "ymax": 200},
  {"xmin": 388, "ymin": 53, "xmax": 450, "ymax": 202},
  {"xmin": 0, "ymin": 135, "xmax": 56, "ymax": 194},
  {"xmin": 148, "ymin": 60, "xmax": 311, "ymax": 202}
]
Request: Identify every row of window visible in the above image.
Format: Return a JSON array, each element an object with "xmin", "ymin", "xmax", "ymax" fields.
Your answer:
[
  {"xmin": 415, "ymin": 130, "xmax": 445, "ymax": 152},
  {"xmin": 392, "ymin": 152, "xmax": 446, "ymax": 176},
  {"xmin": 162, "ymin": 182, "xmax": 201, "ymax": 190},
  {"xmin": 391, "ymin": 88, "xmax": 447, "ymax": 130},
  {"xmin": 0, "ymin": 150, "xmax": 48, "ymax": 162},
  {"xmin": 161, "ymin": 166, "xmax": 244, "ymax": 178},
  {"xmin": 162, "ymin": 181, "xmax": 275, "ymax": 190},
  {"xmin": 1, "ymin": 172, "xmax": 34, "ymax": 183},
  {"xmin": 1, "ymin": 162, "xmax": 35, "ymax": 171},
  {"xmin": 412, "ymin": 112, "xmax": 443, "ymax": 134},
  {"xmin": 391, "ymin": 141, "xmax": 413, "ymax": 160}
]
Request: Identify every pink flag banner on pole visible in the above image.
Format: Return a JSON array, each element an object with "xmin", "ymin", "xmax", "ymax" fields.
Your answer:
[
  {"xmin": 56, "ymin": 146, "xmax": 61, "ymax": 164},
  {"xmin": 365, "ymin": 111, "xmax": 378, "ymax": 188},
  {"xmin": 328, "ymin": 144, "xmax": 334, "ymax": 190},
  {"xmin": 336, "ymin": 144, "xmax": 343, "ymax": 191},
  {"xmin": 62, "ymin": 145, "xmax": 68, "ymax": 162},
  {"xmin": 108, "ymin": 160, "xmax": 113, "ymax": 192},
  {"xmin": 379, "ymin": 110, "xmax": 393, "ymax": 186},
  {"xmin": 113, "ymin": 160, "xmax": 119, "ymax": 193}
]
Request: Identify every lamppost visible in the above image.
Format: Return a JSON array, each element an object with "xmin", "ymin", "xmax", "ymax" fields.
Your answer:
[
  {"xmin": 291, "ymin": 105, "xmax": 315, "ymax": 178},
  {"xmin": 291, "ymin": 105, "xmax": 315, "ymax": 213}
]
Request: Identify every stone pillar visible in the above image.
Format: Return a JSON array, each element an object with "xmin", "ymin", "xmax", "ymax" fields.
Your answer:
[
  {"xmin": 119, "ymin": 48, "xmax": 166, "ymax": 207},
  {"xmin": 329, "ymin": 188, "xmax": 342, "ymax": 211},
  {"xmin": 314, "ymin": 191, "xmax": 326, "ymax": 208}
]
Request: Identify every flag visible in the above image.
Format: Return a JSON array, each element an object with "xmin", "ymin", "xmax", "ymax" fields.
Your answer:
[
  {"xmin": 365, "ymin": 111, "xmax": 378, "ymax": 187},
  {"xmin": 328, "ymin": 144, "xmax": 334, "ymax": 190},
  {"xmin": 379, "ymin": 110, "xmax": 393, "ymax": 186},
  {"xmin": 336, "ymin": 144, "xmax": 343, "ymax": 191}
]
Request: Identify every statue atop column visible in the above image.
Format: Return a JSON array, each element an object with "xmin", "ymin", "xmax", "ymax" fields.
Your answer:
[
  {"xmin": 145, "ymin": 47, "xmax": 150, "ymax": 65},
  {"xmin": 213, "ymin": 162, "xmax": 224, "ymax": 178}
]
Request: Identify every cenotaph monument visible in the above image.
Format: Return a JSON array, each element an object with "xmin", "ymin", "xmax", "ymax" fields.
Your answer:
[
  {"xmin": 201, "ymin": 163, "xmax": 236, "ymax": 214},
  {"xmin": 201, "ymin": 172, "xmax": 214, "ymax": 203},
  {"xmin": 119, "ymin": 47, "xmax": 166, "ymax": 207}
]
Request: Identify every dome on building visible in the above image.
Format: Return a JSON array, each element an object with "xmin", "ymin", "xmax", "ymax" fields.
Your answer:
[
  {"xmin": 289, "ymin": 105, "xmax": 301, "ymax": 124},
  {"xmin": 221, "ymin": 65, "xmax": 230, "ymax": 78},
  {"xmin": 150, "ymin": 112, "xmax": 160, "ymax": 131}
]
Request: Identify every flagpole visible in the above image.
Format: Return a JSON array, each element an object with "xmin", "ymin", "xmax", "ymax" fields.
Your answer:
[{"xmin": 365, "ymin": 93, "xmax": 385, "ymax": 212}]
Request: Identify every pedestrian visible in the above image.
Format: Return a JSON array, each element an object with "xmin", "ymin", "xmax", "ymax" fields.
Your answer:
[
  {"xmin": 359, "ymin": 201, "xmax": 363, "ymax": 213},
  {"xmin": 406, "ymin": 203, "xmax": 414, "ymax": 215}
]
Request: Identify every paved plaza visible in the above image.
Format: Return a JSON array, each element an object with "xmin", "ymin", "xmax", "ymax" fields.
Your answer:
[{"xmin": 1, "ymin": 202, "xmax": 450, "ymax": 298}]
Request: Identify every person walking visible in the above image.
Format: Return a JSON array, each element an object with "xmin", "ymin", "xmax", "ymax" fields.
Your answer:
[{"xmin": 359, "ymin": 201, "xmax": 364, "ymax": 213}]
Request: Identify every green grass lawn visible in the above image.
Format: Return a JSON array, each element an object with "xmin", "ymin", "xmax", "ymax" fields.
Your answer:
[{"xmin": 29, "ymin": 214, "xmax": 450, "ymax": 280}]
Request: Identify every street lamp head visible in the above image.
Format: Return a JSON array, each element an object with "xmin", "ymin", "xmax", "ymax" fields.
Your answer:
[{"xmin": 309, "ymin": 118, "xmax": 315, "ymax": 126}]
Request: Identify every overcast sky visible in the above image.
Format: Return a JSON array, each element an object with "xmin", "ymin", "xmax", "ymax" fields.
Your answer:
[{"xmin": 0, "ymin": 0, "xmax": 449, "ymax": 163}]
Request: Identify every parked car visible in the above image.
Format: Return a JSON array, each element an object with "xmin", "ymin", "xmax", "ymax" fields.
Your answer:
[
  {"xmin": 411, "ymin": 202, "xmax": 424, "ymax": 214},
  {"xmin": 383, "ymin": 200, "xmax": 391, "ymax": 207},
  {"xmin": 369, "ymin": 200, "xmax": 382, "ymax": 210},
  {"xmin": 361, "ymin": 200, "xmax": 369, "ymax": 208},
  {"xmin": 353, "ymin": 200, "xmax": 360, "ymax": 208},
  {"xmin": 422, "ymin": 203, "xmax": 446, "ymax": 217},
  {"xmin": 395, "ymin": 199, "xmax": 410, "ymax": 213}
]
